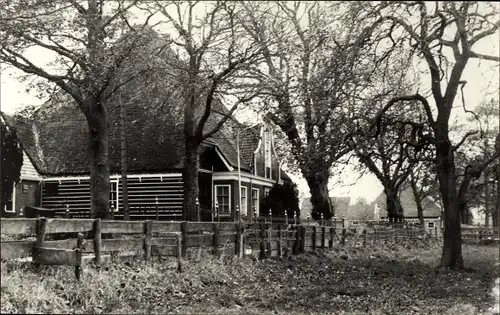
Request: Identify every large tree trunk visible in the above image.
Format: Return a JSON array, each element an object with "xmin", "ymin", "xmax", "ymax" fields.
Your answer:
[
  {"xmin": 458, "ymin": 199, "xmax": 468, "ymax": 225},
  {"xmin": 484, "ymin": 172, "xmax": 490, "ymax": 227},
  {"xmin": 86, "ymin": 102, "xmax": 111, "ymax": 220},
  {"xmin": 410, "ymin": 178, "xmax": 425, "ymax": 225},
  {"xmin": 183, "ymin": 138, "xmax": 200, "ymax": 222},
  {"xmin": 495, "ymin": 163, "xmax": 500, "ymax": 227},
  {"xmin": 120, "ymin": 102, "xmax": 129, "ymax": 221},
  {"xmin": 436, "ymin": 135, "xmax": 463, "ymax": 269},
  {"xmin": 384, "ymin": 188, "xmax": 404, "ymax": 223},
  {"xmin": 305, "ymin": 169, "xmax": 333, "ymax": 220}
]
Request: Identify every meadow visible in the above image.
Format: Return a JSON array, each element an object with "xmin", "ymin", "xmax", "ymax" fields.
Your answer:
[{"xmin": 1, "ymin": 241, "xmax": 499, "ymax": 314}]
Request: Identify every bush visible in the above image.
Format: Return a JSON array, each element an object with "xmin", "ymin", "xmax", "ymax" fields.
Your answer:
[{"xmin": 261, "ymin": 179, "xmax": 300, "ymax": 218}]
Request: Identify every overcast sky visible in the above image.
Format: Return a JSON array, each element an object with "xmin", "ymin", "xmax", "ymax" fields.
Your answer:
[{"xmin": 0, "ymin": 2, "xmax": 498, "ymax": 207}]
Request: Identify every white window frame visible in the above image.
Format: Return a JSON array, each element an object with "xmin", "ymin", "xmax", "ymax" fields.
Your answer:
[
  {"xmin": 265, "ymin": 131, "xmax": 272, "ymax": 179},
  {"xmin": 215, "ymin": 185, "xmax": 231, "ymax": 214},
  {"xmin": 4, "ymin": 183, "xmax": 16, "ymax": 213},
  {"xmin": 264, "ymin": 187, "xmax": 270, "ymax": 197},
  {"xmin": 251, "ymin": 188, "xmax": 259, "ymax": 215},
  {"xmin": 110, "ymin": 181, "xmax": 119, "ymax": 212},
  {"xmin": 427, "ymin": 221, "xmax": 435, "ymax": 229},
  {"xmin": 240, "ymin": 186, "xmax": 247, "ymax": 215}
]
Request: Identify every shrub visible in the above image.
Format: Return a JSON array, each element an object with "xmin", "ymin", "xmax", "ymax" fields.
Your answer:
[{"xmin": 261, "ymin": 179, "xmax": 300, "ymax": 218}]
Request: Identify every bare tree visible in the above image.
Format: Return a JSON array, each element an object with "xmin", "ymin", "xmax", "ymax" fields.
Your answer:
[
  {"xmin": 236, "ymin": 1, "xmax": 389, "ymax": 220},
  {"xmin": 140, "ymin": 1, "xmax": 262, "ymax": 220},
  {"xmin": 354, "ymin": 102, "xmax": 433, "ymax": 223},
  {"xmin": 0, "ymin": 0, "xmax": 156, "ymax": 218},
  {"xmin": 364, "ymin": 1, "xmax": 500, "ymax": 268}
]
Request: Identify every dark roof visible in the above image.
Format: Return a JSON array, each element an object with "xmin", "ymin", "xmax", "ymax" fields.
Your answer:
[
  {"xmin": 4, "ymin": 92, "xmax": 260, "ymax": 175},
  {"xmin": 371, "ymin": 187, "xmax": 442, "ymax": 218},
  {"xmin": 300, "ymin": 186, "xmax": 441, "ymax": 220},
  {"xmin": 300, "ymin": 196, "xmax": 351, "ymax": 219}
]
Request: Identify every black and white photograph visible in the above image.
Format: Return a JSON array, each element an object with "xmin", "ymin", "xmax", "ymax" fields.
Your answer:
[{"xmin": 0, "ymin": 1, "xmax": 499, "ymax": 314}]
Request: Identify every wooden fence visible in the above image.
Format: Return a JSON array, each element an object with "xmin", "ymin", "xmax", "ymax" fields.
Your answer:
[
  {"xmin": 461, "ymin": 226, "xmax": 500, "ymax": 244},
  {"xmin": 0, "ymin": 218, "xmax": 444, "ymax": 279}
]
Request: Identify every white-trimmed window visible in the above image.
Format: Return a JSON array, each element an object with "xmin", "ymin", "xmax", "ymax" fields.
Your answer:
[
  {"xmin": 427, "ymin": 221, "xmax": 435, "ymax": 229},
  {"xmin": 265, "ymin": 131, "xmax": 272, "ymax": 178},
  {"xmin": 240, "ymin": 186, "xmax": 247, "ymax": 215},
  {"xmin": 215, "ymin": 185, "xmax": 231, "ymax": 214},
  {"xmin": 264, "ymin": 187, "xmax": 270, "ymax": 197},
  {"xmin": 4, "ymin": 183, "xmax": 15, "ymax": 213},
  {"xmin": 252, "ymin": 188, "xmax": 259, "ymax": 215},
  {"xmin": 110, "ymin": 181, "xmax": 118, "ymax": 212}
]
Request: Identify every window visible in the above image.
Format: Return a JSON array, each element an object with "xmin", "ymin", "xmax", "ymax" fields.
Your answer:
[
  {"xmin": 264, "ymin": 187, "xmax": 270, "ymax": 197},
  {"xmin": 265, "ymin": 131, "xmax": 271, "ymax": 179},
  {"xmin": 251, "ymin": 188, "xmax": 259, "ymax": 215},
  {"xmin": 215, "ymin": 185, "xmax": 231, "ymax": 214},
  {"xmin": 22, "ymin": 184, "xmax": 29, "ymax": 194},
  {"xmin": 4, "ymin": 184, "xmax": 15, "ymax": 213},
  {"xmin": 240, "ymin": 186, "xmax": 247, "ymax": 215},
  {"xmin": 110, "ymin": 181, "xmax": 118, "ymax": 212},
  {"xmin": 45, "ymin": 182, "xmax": 59, "ymax": 196},
  {"xmin": 427, "ymin": 222, "xmax": 435, "ymax": 229}
]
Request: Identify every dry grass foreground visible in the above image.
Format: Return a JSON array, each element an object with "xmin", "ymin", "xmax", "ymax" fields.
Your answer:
[{"xmin": 1, "ymin": 242, "xmax": 499, "ymax": 314}]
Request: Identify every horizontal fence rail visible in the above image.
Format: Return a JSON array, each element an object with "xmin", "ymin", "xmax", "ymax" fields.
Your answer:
[{"xmin": 2, "ymin": 218, "xmax": 497, "ymax": 279}]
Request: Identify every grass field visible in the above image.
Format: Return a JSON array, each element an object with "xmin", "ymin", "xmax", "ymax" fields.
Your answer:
[{"xmin": 1, "ymin": 242, "xmax": 499, "ymax": 314}]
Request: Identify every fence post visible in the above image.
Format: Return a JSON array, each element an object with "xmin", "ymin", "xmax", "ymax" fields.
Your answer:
[
  {"xmin": 341, "ymin": 227, "xmax": 346, "ymax": 245},
  {"xmin": 363, "ymin": 229, "xmax": 367, "ymax": 248},
  {"xmin": 239, "ymin": 222, "xmax": 245, "ymax": 258},
  {"xmin": 299, "ymin": 225, "xmax": 306, "ymax": 253},
  {"xmin": 260, "ymin": 222, "xmax": 267, "ymax": 259},
  {"xmin": 33, "ymin": 218, "xmax": 47, "ymax": 272},
  {"xmin": 293, "ymin": 226, "xmax": 300, "ymax": 255},
  {"xmin": 267, "ymin": 222, "xmax": 272, "ymax": 257},
  {"xmin": 213, "ymin": 223, "xmax": 220, "ymax": 257},
  {"xmin": 321, "ymin": 226, "xmax": 326, "ymax": 249},
  {"xmin": 211, "ymin": 202, "xmax": 214, "ymax": 222},
  {"xmin": 312, "ymin": 226, "xmax": 317, "ymax": 251},
  {"xmin": 181, "ymin": 222, "xmax": 188, "ymax": 258},
  {"xmin": 75, "ymin": 233, "xmax": 84, "ymax": 281},
  {"xmin": 278, "ymin": 224, "xmax": 283, "ymax": 257},
  {"xmin": 93, "ymin": 218, "xmax": 102, "ymax": 265},
  {"xmin": 176, "ymin": 234, "xmax": 182, "ymax": 273},
  {"xmin": 329, "ymin": 227, "xmax": 334, "ymax": 249},
  {"xmin": 144, "ymin": 220, "xmax": 152, "ymax": 261},
  {"xmin": 235, "ymin": 222, "xmax": 241, "ymax": 257}
]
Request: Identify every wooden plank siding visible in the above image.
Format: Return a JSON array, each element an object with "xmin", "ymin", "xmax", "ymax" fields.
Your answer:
[
  {"xmin": 114, "ymin": 175, "xmax": 183, "ymax": 220},
  {"xmin": 20, "ymin": 152, "xmax": 42, "ymax": 181},
  {"xmin": 41, "ymin": 179, "xmax": 91, "ymax": 217},
  {"xmin": 41, "ymin": 175, "xmax": 184, "ymax": 220}
]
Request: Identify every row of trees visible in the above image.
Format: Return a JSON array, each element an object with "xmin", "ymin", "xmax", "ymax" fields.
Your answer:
[{"xmin": 1, "ymin": 1, "xmax": 498, "ymax": 269}]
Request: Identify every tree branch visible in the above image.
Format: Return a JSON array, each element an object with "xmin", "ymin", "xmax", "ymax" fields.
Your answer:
[
  {"xmin": 201, "ymin": 91, "xmax": 261, "ymax": 141},
  {"xmin": 373, "ymin": 94, "xmax": 435, "ymax": 137},
  {"xmin": 469, "ymin": 51, "xmax": 500, "ymax": 62},
  {"xmin": 452, "ymin": 131, "xmax": 478, "ymax": 151}
]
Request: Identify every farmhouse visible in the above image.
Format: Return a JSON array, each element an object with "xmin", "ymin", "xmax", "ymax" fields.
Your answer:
[
  {"xmin": 1, "ymin": 96, "xmax": 287, "ymax": 220},
  {"xmin": 300, "ymin": 187, "xmax": 442, "ymax": 232}
]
